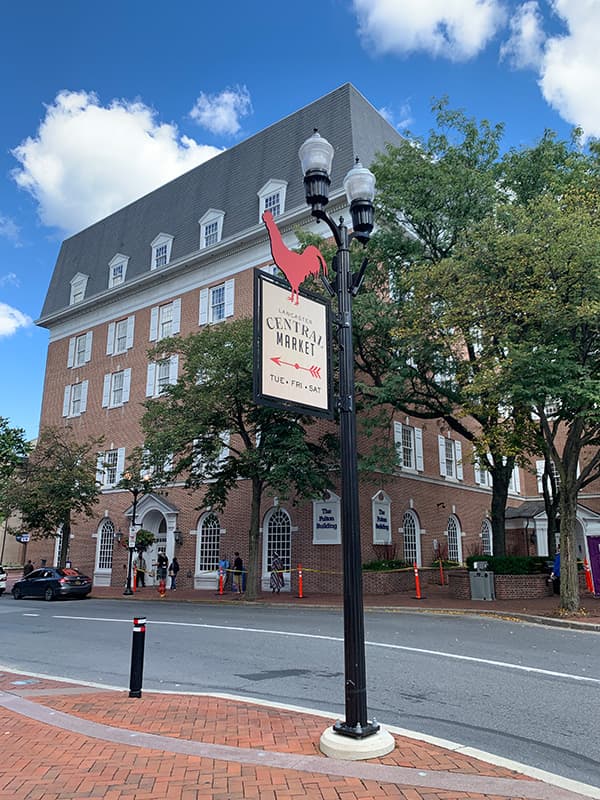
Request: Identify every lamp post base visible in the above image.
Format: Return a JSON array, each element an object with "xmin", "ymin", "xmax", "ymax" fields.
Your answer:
[{"xmin": 319, "ymin": 725, "xmax": 395, "ymax": 760}]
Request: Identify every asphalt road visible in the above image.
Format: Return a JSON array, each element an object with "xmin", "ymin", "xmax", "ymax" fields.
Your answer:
[{"xmin": 1, "ymin": 596, "xmax": 599, "ymax": 788}]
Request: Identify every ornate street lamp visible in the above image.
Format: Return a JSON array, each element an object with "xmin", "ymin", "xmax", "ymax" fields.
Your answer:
[
  {"xmin": 121, "ymin": 471, "xmax": 151, "ymax": 596},
  {"xmin": 299, "ymin": 130, "xmax": 383, "ymax": 745}
]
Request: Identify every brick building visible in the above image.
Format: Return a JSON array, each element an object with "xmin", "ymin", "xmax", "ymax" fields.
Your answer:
[{"xmin": 30, "ymin": 84, "xmax": 600, "ymax": 593}]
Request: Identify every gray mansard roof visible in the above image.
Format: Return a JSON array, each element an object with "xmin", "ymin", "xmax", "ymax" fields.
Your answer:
[{"xmin": 39, "ymin": 83, "xmax": 403, "ymax": 322}]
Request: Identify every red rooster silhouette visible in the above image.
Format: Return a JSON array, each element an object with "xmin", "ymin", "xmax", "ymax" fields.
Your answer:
[{"xmin": 263, "ymin": 210, "xmax": 327, "ymax": 304}]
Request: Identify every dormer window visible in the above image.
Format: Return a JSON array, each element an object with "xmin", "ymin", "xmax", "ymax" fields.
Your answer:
[
  {"xmin": 69, "ymin": 273, "xmax": 89, "ymax": 305},
  {"xmin": 258, "ymin": 179, "xmax": 287, "ymax": 221},
  {"xmin": 151, "ymin": 233, "xmax": 174, "ymax": 270},
  {"xmin": 199, "ymin": 209, "xmax": 225, "ymax": 250},
  {"xmin": 108, "ymin": 254, "xmax": 129, "ymax": 289}
]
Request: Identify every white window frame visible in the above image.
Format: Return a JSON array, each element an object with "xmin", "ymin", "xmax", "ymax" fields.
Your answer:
[
  {"xmin": 199, "ymin": 279, "xmax": 234, "ymax": 325},
  {"xmin": 196, "ymin": 512, "xmax": 222, "ymax": 573},
  {"xmin": 67, "ymin": 331, "xmax": 93, "ymax": 368},
  {"xmin": 62, "ymin": 380, "xmax": 88, "ymax": 418},
  {"xmin": 107, "ymin": 316, "xmax": 135, "ymax": 355},
  {"xmin": 108, "ymin": 254, "xmax": 129, "ymax": 288},
  {"xmin": 151, "ymin": 233, "xmax": 174, "ymax": 270},
  {"xmin": 257, "ymin": 179, "xmax": 287, "ymax": 221},
  {"xmin": 95, "ymin": 519, "xmax": 115, "ymax": 573},
  {"xmin": 146, "ymin": 355, "xmax": 179, "ymax": 398},
  {"xmin": 393, "ymin": 421, "xmax": 423, "ymax": 472},
  {"xmin": 508, "ymin": 464, "xmax": 521, "ymax": 494},
  {"xmin": 473, "ymin": 454, "xmax": 493, "ymax": 488},
  {"xmin": 262, "ymin": 506, "xmax": 292, "ymax": 590},
  {"xmin": 69, "ymin": 272, "xmax": 89, "ymax": 305},
  {"xmin": 96, "ymin": 447, "xmax": 125, "ymax": 488},
  {"xmin": 438, "ymin": 435, "xmax": 463, "ymax": 480},
  {"xmin": 480, "ymin": 519, "xmax": 493, "ymax": 556},
  {"xmin": 199, "ymin": 209, "xmax": 225, "ymax": 249},
  {"xmin": 401, "ymin": 509, "xmax": 422, "ymax": 567},
  {"xmin": 102, "ymin": 368, "xmax": 131, "ymax": 408},
  {"xmin": 446, "ymin": 515, "xmax": 463, "ymax": 563},
  {"xmin": 149, "ymin": 299, "xmax": 181, "ymax": 341}
]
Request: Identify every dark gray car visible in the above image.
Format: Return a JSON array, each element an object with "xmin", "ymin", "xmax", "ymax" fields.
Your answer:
[{"xmin": 11, "ymin": 567, "xmax": 92, "ymax": 601}]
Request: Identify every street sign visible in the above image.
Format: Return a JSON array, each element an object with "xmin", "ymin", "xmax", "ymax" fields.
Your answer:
[
  {"xmin": 128, "ymin": 528, "xmax": 137, "ymax": 549},
  {"xmin": 16, "ymin": 533, "xmax": 30, "ymax": 543},
  {"xmin": 253, "ymin": 270, "xmax": 333, "ymax": 418}
]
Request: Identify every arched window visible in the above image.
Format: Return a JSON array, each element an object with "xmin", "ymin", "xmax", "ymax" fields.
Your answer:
[
  {"xmin": 198, "ymin": 513, "xmax": 221, "ymax": 571},
  {"xmin": 96, "ymin": 519, "xmax": 115, "ymax": 570},
  {"xmin": 447, "ymin": 516, "xmax": 462, "ymax": 563},
  {"xmin": 480, "ymin": 519, "xmax": 493, "ymax": 556},
  {"xmin": 265, "ymin": 508, "xmax": 291, "ymax": 573},
  {"xmin": 402, "ymin": 510, "xmax": 421, "ymax": 566}
]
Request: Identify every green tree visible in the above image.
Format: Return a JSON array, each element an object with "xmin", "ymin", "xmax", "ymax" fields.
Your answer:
[
  {"xmin": 0, "ymin": 417, "xmax": 30, "ymax": 481},
  {"xmin": 141, "ymin": 317, "xmax": 337, "ymax": 600},
  {"xmin": 6, "ymin": 427, "xmax": 102, "ymax": 567}
]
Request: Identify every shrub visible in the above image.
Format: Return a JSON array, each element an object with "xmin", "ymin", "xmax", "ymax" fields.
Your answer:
[
  {"xmin": 431, "ymin": 558, "xmax": 462, "ymax": 569},
  {"xmin": 465, "ymin": 554, "xmax": 551, "ymax": 575},
  {"xmin": 362, "ymin": 558, "xmax": 410, "ymax": 572}
]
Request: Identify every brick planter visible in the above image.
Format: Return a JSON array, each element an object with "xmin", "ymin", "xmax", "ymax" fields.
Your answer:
[{"xmin": 448, "ymin": 569, "xmax": 552, "ymax": 600}]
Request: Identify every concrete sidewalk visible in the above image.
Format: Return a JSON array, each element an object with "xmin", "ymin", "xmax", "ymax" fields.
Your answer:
[{"xmin": 1, "ymin": 668, "xmax": 597, "ymax": 800}]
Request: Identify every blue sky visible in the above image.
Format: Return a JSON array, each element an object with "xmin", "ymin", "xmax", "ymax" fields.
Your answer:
[{"xmin": 0, "ymin": 0, "xmax": 596, "ymax": 440}]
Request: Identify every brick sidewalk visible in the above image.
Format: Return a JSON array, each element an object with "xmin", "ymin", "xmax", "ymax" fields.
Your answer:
[{"xmin": 0, "ymin": 670, "xmax": 594, "ymax": 800}]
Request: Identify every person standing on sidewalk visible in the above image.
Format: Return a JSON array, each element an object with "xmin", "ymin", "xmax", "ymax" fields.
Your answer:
[
  {"xmin": 168, "ymin": 557, "xmax": 180, "ymax": 590},
  {"xmin": 270, "ymin": 552, "xmax": 284, "ymax": 593},
  {"xmin": 233, "ymin": 552, "xmax": 244, "ymax": 595},
  {"xmin": 134, "ymin": 553, "xmax": 147, "ymax": 587},
  {"xmin": 23, "ymin": 560, "xmax": 34, "ymax": 576},
  {"xmin": 551, "ymin": 545, "xmax": 561, "ymax": 595}
]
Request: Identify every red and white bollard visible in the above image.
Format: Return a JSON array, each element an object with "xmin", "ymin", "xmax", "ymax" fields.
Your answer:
[
  {"xmin": 219, "ymin": 566, "xmax": 224, "ymax": 595},
  {"xmin": 584, "ymin": 558, "xmax": 594, "ymax": 593},
  {"xmin": 298, "ymin": 564, "xmax": 304, "ymax": 599}
]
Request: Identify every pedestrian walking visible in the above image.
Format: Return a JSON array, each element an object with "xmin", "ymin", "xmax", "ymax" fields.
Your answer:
[
  {"xmin": 168, "ymin": 557, "xmax": 180, "ymax": 590},
  {"xmin": 233, "ymin": 552, "xmax": 244, "ymax": 595},
  {"xmin": 219, "ymin": 555, "xmax": 232, "ymax": 591},
  {"xmin": 270, "ymin": 552, "xmax": 285, "ymax": 593},
  {"xmin": 550, "ymin": 544, "xmax": 561, "ymax": 595},
  {"xmin": 134, "ymin": 553, "xmax": 147, "ymax": 587},
  {"xmin": 156, "ymin": 551, "xmax": 169, "ymax": 582}
]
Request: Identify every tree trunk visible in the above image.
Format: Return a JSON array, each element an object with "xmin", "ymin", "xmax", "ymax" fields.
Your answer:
[
  {"xmin": 489, "ymin": 457, "xmax": 512, "ymax": 557},
  {"xmin": 58, "ymin": 519, "xmax": 70, "ymax": 568},
  {"xmin": 559, "ymin": 485, "xmax": 579, "ymax": 612},
  {"xmin": 245, "ymin": 477, "xmax": 262, "ymax": 601}
]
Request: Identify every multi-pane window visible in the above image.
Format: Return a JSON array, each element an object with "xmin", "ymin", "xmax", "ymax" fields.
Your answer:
[
  {"xmin": 210, "ymin": 285, "xmax": 225, "ymax": 322},
  {"xmin": 146, "ymin": 356, "xmax": 178, "ymax": 398},
  {"xmin": 149, "ymin": 300, "xmax": 181, "ymax": 342},
  {"xmin": 111, "ymin": 371, "xmax": 124, "ymax": 406},
  {"xmin": 108, "ymin": 255, "xmax": 128, "ymax": 288},
  {"xmin": 204, "ymin": 221, "xmax": 219, "ymax": 247},
  {"xmin": 62, "ymin": 381, "xmax": 88, "ymax": 418},
  {"xmin": 107, "ymin": 317, "xmax": 134, "ymax": 356},
  {"xmin": 438, "ymin": 436, "xmax": 463, "ymax": 480},
  {"xmin": 111, "ymin": 263, "xmax": 124, "ymax": 286},
  {"xmin": 154, "ymin": 244, "xmax": 168, "ymax": 268},
  {"xmin": 264, "ymin": 192, "xmax": 281, "ymax": 217},
  {"xmin": 114, "ymin": 320, "xmax": 128, "ymax": 353},
  {"xmin": 102, "ymin": 369, "xmax": 131, "ymax": 408},
  {"xmin": 70, "ymin": 273, "xmax": 88, "ymax": 304},
  {"xmin": 157, "ymin": 360, "xmax": 171, "ymax": 394},
  {"xmin": 402, "ymin": 511, "xmax": 418, "ymax": 565},
  {"xmin": 266, "ymin": 508, "xmax": 291, "ymax": 573},
  {"xmin": 104, "ymin": 450, "xmax": 119, "ymax": 486},
  {"xmin": 394, "ymin": 422, "xmax": 423, "ymax": 471},
  {"xmin": 97, "ymin": 520, "xmax": 114, "ymax": 570},
  {"xmin": 481, "ymin": 519, "xmax": 493, "ymax": 555},
  {"xmin": 75, "ymin": 335, "xmax": 87, "ymax": 366},
  {"xmin": 68, "ymin": 331, "xmax": 92, "ymax": 368},
  {"xmin": 199, "ymin": 513, "xmax": 221, "ymax": 571},
  {"xmin": 96, "ymin": 448, "xmax": 125, "ymax": 488},
  {"xmin": 447, "ymin": 516, "xmax": 461, "ymax": 563}
]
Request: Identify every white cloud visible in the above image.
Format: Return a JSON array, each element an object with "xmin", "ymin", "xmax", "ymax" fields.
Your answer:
[
  {"xmin": 538, "ymin": 0, "xmax": 600, "ymax": 137},
  {"xmin": 500, "ymin": 1, "xmax": 545, "ymax": 69},
  {"xmin": 189, "ymin": 86, "xmax": 252, "ymax": 135},
  {"xmin": 0, "ymin": 273, "xmax": 19, "ymax": 288},
  {"xmin": 379, "ymin": 103, "xmax": 413, "ymax": 131},
  {"xmin": 11, "ymin": 90, "xmax": 223, "ymax": 236},
  {"xmin": 0, "ymin": 302, "xmax": 31, "ymax": 337},
  {"xmin": 352, "ymin": 0, "xmax": 506, "ymax": 61},
  {"xmin": 0, "ymin": 214, "xmax": 20, "ymax": 244}
]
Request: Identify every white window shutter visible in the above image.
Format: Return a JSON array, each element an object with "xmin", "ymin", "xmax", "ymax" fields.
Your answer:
[
  {"xmin": 122, "ymin": 368, "xmax": 131, "ymax": 403},
  {"xmin": 96, "ymin": 453, "xmax": 105, "ymax": 485},
  {"xmin": 172, "ymin": 298, "xmax": 181, "ymax": 334},
  {"xmin": 169, "ymin": 354, "xmax": 179, "ymax": 385},
  {"xmin": 126, "ymin": 316, "xmax": 135, "ymax": 349},
  {"xmin": 474, "ymin": 456, "xmax": 482, "ymax": 485},
  {"xmin": 149, "ymin": 307, "xmax": 159, "ymax": 341},
  {"xmin": 146, "ymin": 363, "xmax": 156, "ymax": 397},
  {"xmin": 102, "ymin": 374, "xmax": 111, "ymax": 407},
  {"xmin": 199, "ymin": 289, "xmax": 209, "ymax": 325},
  {"xmin": 225, "ymin": 279, "xmax": 234, "ymax": 317},
  {"xmin": 455, "ymin": 440, "xmax": 463, "ymax": 480},
  {"xmin": 536, "ymin": 460, "xmax": 544, "ymax": 493},
  {"xmin": 393, "ymin": 421, "xmax": 402, "ymax": 465},
  {"xmin": 116, "ymin": 448, "xmax": 126, "ymax": 485},
  {"xmin": 218, "ymin": 430, "xmax": 230, "ymax": 466},
  {"xmin": 415, "ymin": 428, "xmax": 424, "ymax": 471},
  {"xmin": 67, "ymin": 338, "xmax": 75, "ymax": 368},
  {"xmin": 80, "ymin": 380, "xmax": 88, "ymax": 413},
  {"xmin": 84, "ymin": 332, "xmax": 93, "ymax": 362},
  {"xmin": 438, "ymin": 435, "xmax": 446, "ymax": 477},
  {"xmin": 106, "ymin": 323, "xmax": 115, "ymax": 355},
  {"xmin": 62, "ymin": 385, "xmax": 71, "ymax": 417},
  {"xmin": 512, "ymin": 465, "xmax": 521, "ymax": 494}
]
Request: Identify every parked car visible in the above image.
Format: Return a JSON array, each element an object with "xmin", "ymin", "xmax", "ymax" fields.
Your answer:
[
  {"xmin": 0, "ymin": 565, "xmax": 6, "ymax": 595},
  {"xmin": 11, "ymin": 567, "xmax": 92, "ymax": 601}
]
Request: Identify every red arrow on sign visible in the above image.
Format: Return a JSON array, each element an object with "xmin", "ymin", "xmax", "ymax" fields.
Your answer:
[{"xmin": 271, "ymin": 356, "xmax": 322, "ymax": 379}]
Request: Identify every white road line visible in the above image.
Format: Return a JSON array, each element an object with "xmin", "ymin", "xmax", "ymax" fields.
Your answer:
[{"xmin": 51, "ymin": 614, "xmax": 600, "ymax": 686}]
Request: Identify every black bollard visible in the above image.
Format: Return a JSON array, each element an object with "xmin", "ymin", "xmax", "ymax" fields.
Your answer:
[{"xmin": 129, "ymin": 616, "xmax": 146, "ymax": 698}]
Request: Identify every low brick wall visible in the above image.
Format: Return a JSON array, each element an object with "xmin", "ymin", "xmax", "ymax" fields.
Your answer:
[{"xmin": 448, "ymin": 569, "xmax": 553, "ymax": 599}]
